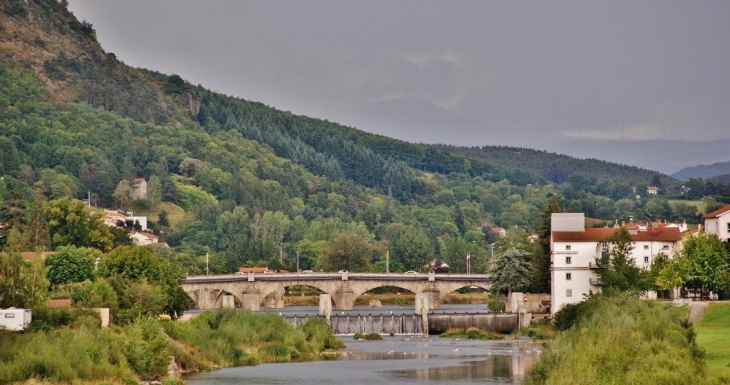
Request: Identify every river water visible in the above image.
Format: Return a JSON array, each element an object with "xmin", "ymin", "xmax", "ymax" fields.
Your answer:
[{"xmin": 185, "ymin": 335, "xmax": 542, "ymax": 385}]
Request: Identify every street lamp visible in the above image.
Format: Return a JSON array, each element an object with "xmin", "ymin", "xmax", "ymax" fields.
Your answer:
[
  {"xmin": 296, "ymin": 250, "xmax": 300, "ymax": 273},
  {"xmin": 489, "ymin": 243, "xmax": 496, "ymax": 272}
]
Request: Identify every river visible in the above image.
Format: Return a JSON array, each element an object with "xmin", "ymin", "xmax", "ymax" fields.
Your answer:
[{"xmin": 185, "ymin": 334, "xmax": 541, "ymax": 384}]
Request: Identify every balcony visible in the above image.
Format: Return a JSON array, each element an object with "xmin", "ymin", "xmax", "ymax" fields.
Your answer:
[{"xmin": 589, "ymin": 278, "xmax": 604, "ymax": 286}]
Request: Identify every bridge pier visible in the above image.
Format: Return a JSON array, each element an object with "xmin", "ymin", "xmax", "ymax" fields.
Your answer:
[
  {"xmin": 242, "ymin": 286, "xmax": 260, "ymax": 312},
  {"xmin": 319, "ymin": 294, "xmax": 332, "ymax": 322},
  {"xmin": 264, "ymin": 290, "xmax": 285, "ymax": 309},
  {"xmin": 333, "ymin": 286, "xmax": 355, "ymax": 310},
  {"xmin": 420, "ymin": 286, "xmax": 440, "ymax": 310}
]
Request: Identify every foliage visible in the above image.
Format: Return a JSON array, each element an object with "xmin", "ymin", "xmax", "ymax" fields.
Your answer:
[
  {"xmin": 682, "ymin": 232, "xmax": 730, "ymax": 297},
  {"xmin": 45, "ymin": 245, "xmax": 100, "ymax": 286},
  {"xmin": 387, "ymin": 224, "xmax": 434, "ymax": 272},
  {"xmin": 46, "ymin": 197, "xmax": 113, "ymax": 252},
  {"xmin": 490, "ymin": 248, "xmax": 532, "ymax": 298},
  {"xmin": 594, "ymin": 227, "xmax": 648, "ymax": 292},
  {"xmin": 322, "ymin": 232, "xmax": 372, "ymax": 272},
  {"xmin": 123, "ymin": 315, "xmax": 171, "ymax": 380},
  {"xmin": 353, "ymin": 332, "xmax": 383, "ymax": 340},
  {"xmin": 97, "ymin": 246, "xmax": 193, "ymax": 320},
  {"xmin": 439, "ymin": 327, "xmax": 505, "ymax": 340},
  {"xmin": 527, "ymin": 294, "xmax": 713, "ymax": 385}
]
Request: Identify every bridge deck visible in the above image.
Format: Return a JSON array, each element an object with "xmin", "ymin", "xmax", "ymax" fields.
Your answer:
[{"xmin": 185, "ymin": 272, "xmax": 490, "ymax": 283}]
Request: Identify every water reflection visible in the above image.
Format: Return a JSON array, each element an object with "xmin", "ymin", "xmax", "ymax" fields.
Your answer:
[{"xmin": 185, "ymin": 336, "xmax": 540, "ymax": 385}]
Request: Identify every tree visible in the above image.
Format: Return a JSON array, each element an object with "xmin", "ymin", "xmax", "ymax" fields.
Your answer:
[
  {"xmin": 21, "ymin": 251, "xmax": 50, "ymax": 311},
  {"xmin": 158, "ymin": 209, "xmax": 170, "ymax": 227},
  {"xmin": 322, "ymin": 232, "xmax": 371, "ymax": 272},
  {"xmin": 46, "ymin": 197, "xmax": 114, "ymax": 252},
  {"xmin": 45, "ymin": 246, "xmax": 101, "ymax": 286},
  {"xmin": 594, "ymin": 227, "xmax": 647, "ymax": 293},
  {"xmin": 535, "ymin": 196, "xmax": 561, "ymax": 293},
  {"xmin": 97, "ymin": 246, "xmax": 193, "ymax": 318},
  {"xmin": 113, "ymin": 179, "xmax": 132, "ymax": 211},
  {"xmin": 0, "ymin": 192, "xmax": 27, "ymax": 247},
  {"xmin": 0, "ymin": 228, "xmax": 26, "ymax": 307},
  {"xmin": 147, "ymin": 175, "xmax": 162, "ymax": 207},
  {"xmin": 388, "ymin": 225, "xmax": 434, "ymax": 271},
  {"xmin": 453, "ymin": 204, "xmax": 466, "ymax": 236},
  {"xmin": 24, "ymin": 193, "xmax": 50, "ymax": 252},
  {"xmin": 490, "ymin": 248, "xmax": 532, "ymax": 300},
  {"xmin": 681, "ymin": 232, "xmax": 730, "ymax": 298}
]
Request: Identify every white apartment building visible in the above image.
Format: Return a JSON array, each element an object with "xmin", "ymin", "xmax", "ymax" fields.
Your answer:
[
  {"xmin": 704, "ymin": 204, "xmax": 730, "ymax": 242},
  {"xmin": 550, "ymin": 213, "xmax": 685, "ymax": 314}
]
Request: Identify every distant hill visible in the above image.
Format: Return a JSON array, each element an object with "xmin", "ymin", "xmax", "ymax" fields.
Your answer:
[
  {"xmin": 435, "ymin": 145, "xmax": 676, "ymax": 187},
  {"xmin": 672, "ymin": 162, "xmax": 730, "ymax": 181},
  {"xmin": 329, "ymin": 95, "xmax": 730, "ymax": 175}
]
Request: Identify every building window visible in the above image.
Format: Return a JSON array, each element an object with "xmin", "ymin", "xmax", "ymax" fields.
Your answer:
[
  {"xmin": 566, "ymin": 256, "xmax": 572, "ymax": 264},
  {"xmin": 727, "ymin": 223, "xmax": 730, "ymax": 232},
  {"xmin": 644, "ymin": 245, "xmax": 649, "ymax": 250},
  {"xmin": 566, "ymin": 289, "xmax": 573, "ymax": 297},
  {"xmin": 566, "ymin": 273, "xmax": 572, "ymax": 281},
  {"xmin": 644, "ymin": 256, "xmax": 649, "ymax": 263},
  {"xmin": 566, "ymin": 245, "xmax": 571, "ymax": 251}
]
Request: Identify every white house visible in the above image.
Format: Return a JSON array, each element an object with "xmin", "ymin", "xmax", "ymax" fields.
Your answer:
[
  {"xmin": 703, "ymin": 204, "xmax": 730, "ymax": 242},
  {"xmin": 102, "ymin": 210, "xmax": 126, "ymax": 227},
  {"xmin": 550, "ymin": 213, "xmax": 685, "ymax": 314},
  {"xmin": 130, "ymin": 231, "xmax": 158, "ymax": 246}
]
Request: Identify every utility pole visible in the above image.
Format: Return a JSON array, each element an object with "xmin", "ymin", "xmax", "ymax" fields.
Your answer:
[
  {"xmin": 296, "ymin": 250, "xmax": 300, "ymax": 273},
  {"xmin": 386, "ymin": 250, "xmax": 390, "ymax": 274},
  {"xmin": 206, "ymin": 252, "xmax": 209, "ymax": 276},
  {"xmin": 490, "ymin": 243, "xmax": 495, "ymax": 272}
]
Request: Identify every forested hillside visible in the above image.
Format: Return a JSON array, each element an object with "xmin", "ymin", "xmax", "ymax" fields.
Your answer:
[
  {"xmin": 436, "ymin": 144, "xmax": 677, "ymax": 188},
  {"xmin": 1, "ymin": 0, "xmax": 727, "ymax": 293}
]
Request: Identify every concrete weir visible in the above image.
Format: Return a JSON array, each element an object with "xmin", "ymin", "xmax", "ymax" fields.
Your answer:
[
  {"xmin": 427, "ymin": 313, "xmax": 518, "ymax": 334},
  {"xmin": 283, "ymin": 312, "xmax": 524, "ymax": 335}
]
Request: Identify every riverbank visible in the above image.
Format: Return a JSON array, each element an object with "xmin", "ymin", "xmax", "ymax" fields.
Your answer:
[
  {"xmin": 0, "ymin": 310, "xmax": 342, "ymax": 384},
  {"xmin": 525, "ymin": 294, "xmax": 729, "ymax": 385},
  {"xmin": 695, "ymin": 302, "xmax": 730, "ymax": 380}
]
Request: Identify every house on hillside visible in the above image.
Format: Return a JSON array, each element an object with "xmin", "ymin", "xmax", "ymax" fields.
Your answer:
[
  {"xmin": 550, "ymin": 213, "xmax": 686, "ymax": 314},
  {"xmin": 704, "ymin": 204, "xmax": 730, "ymax": 242},
  {"xmin": 130, "ymin": 178, "xmax": 147, "ymax": 200},
  {"xmin": 131, "ymin": 231, "xmax": 158, "ymax": 245},
  {"xmin": 103, "ymin": 210, "xmax": 127, "ymax": 227},
  {"xmin": 491, "ymin": 227, "xmax": 506, "ymax": 238},
  {"xmin": 646, "ymin": 186, "xmax": 660, "ymax": 195}
]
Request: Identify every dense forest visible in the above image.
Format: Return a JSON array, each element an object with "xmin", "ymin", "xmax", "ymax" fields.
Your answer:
[{"xmin": 1, "ymin": 0, "xmax": 729, "ymax": 290}]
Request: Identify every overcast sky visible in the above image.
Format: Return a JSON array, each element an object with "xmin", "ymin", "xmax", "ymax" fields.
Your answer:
[{"xmin": 68, "ymin": 1, "xmax": 730, "ymax": 150}]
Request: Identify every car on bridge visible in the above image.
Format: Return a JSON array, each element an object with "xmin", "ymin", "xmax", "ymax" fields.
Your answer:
[{"xmin": 404, "ymin": 270, "xmax": 419, "ymax": 274}]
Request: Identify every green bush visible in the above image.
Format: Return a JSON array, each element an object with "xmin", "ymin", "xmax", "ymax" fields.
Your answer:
[{"xmin": 354, "ymin": 332, "xmax": 383, "ymax": 340}]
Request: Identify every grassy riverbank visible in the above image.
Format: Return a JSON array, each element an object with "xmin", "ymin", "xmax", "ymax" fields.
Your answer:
[
  {"xmin": 696, "ymin": 302, "xmax": 730, "ymax": 380},
  {"xmin": 0, "ymin": 310, "xmax": 342, "ymax": 384},
  {"xmin": 525, "ymin": 294, "xmax": 727, "ymax": 385}
]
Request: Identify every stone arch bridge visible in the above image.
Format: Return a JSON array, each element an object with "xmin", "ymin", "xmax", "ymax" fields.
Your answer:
[{"xmin": 182, "ymin": 272, "xmax": 491, "ymax": 311}]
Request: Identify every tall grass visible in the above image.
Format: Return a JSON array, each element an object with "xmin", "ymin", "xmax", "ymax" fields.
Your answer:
[
  {"xmin": 161, "ymin": 309, "xmax": 343, "ymax": 370},
  {"xmin": 526, "ymin": 294, "xmax": 727, "ymax": 385},
  {"xmin": 1, "ymin": 309, "xmax": 343, "ymax": 383}
]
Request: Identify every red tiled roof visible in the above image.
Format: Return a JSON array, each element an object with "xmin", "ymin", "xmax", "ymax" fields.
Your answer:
[
  {"xmin": 703, "ymin": 204, "xmax": 730, "ymax": 219},
  {"xmin": 1, "ymin": 251, "xmax": 55, "ymax": 261},
  {"xmin": 239, "ymin": 267, "xmax": 267, "ymax": 273},
  {"xmin": 553, "ymin": 227, "xmax": 684, "ymax": 242},
  {"xmin": 134, "ymin": 231, "xmax": 158, "ymax": 239},
  {"xmin": 48, "ymin": 299, "xmax": 73, "ymax": 308}
]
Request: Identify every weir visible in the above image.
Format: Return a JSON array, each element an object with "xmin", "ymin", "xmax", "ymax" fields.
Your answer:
[{"xmin": 282, "ymin": 312, "xmax": 521, "ymax": 335}]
